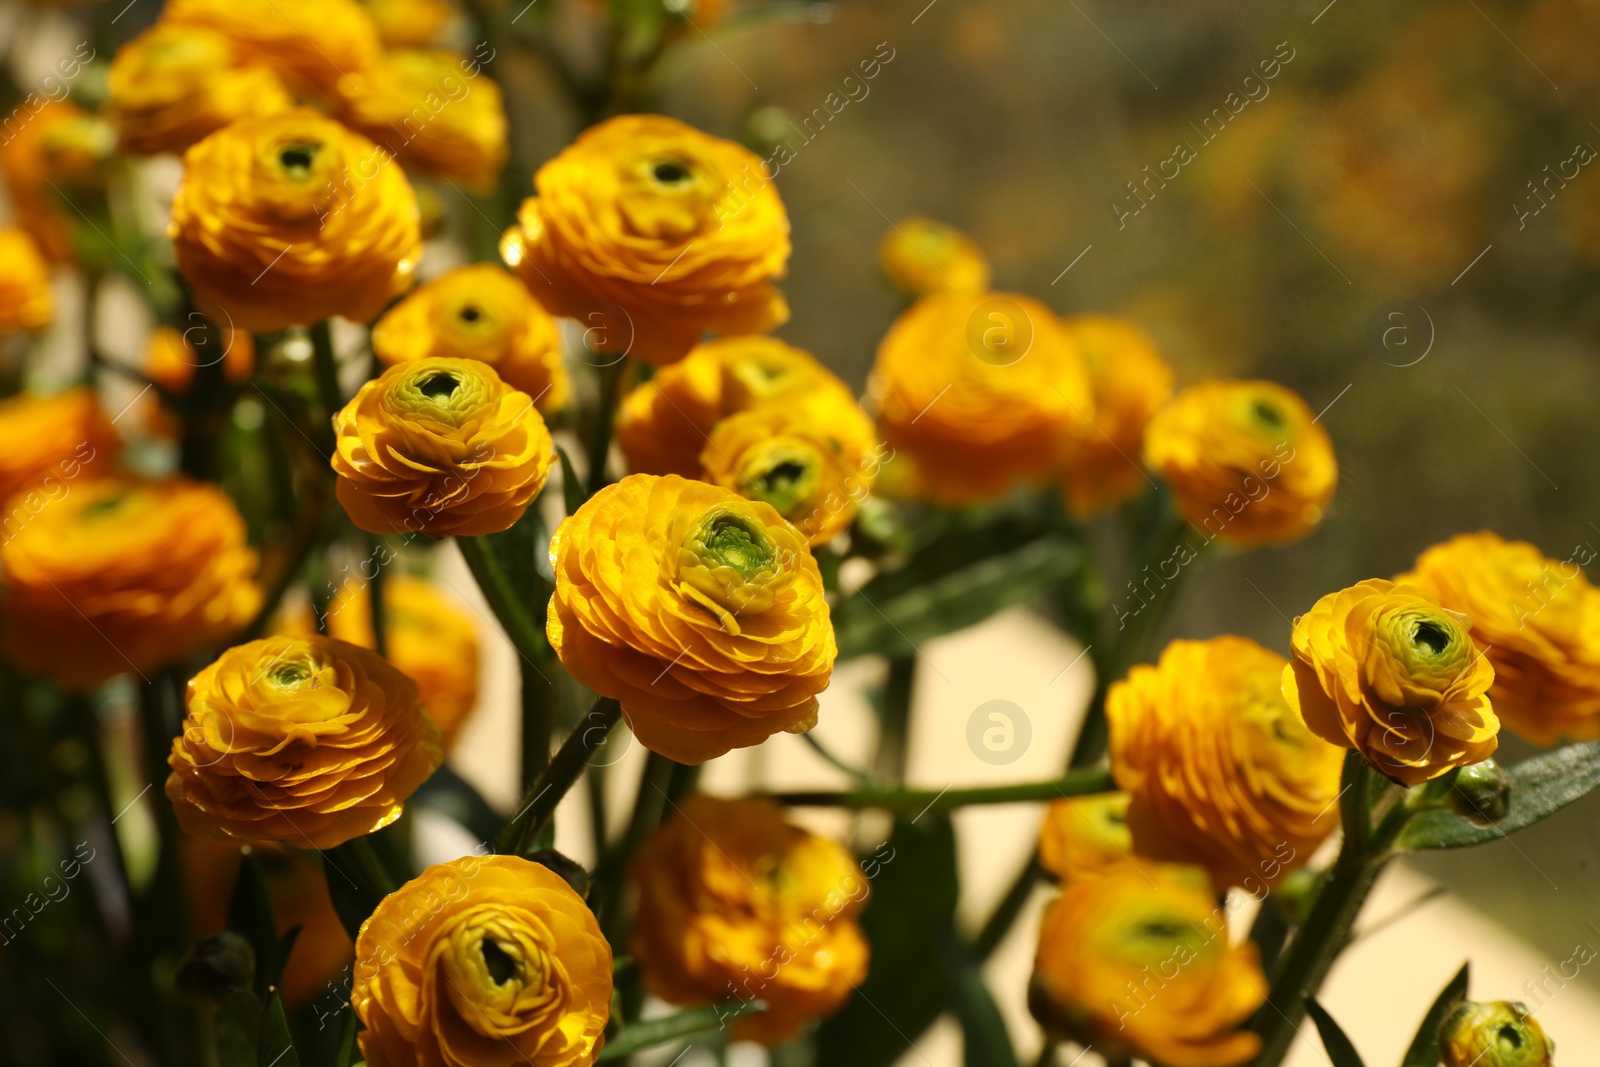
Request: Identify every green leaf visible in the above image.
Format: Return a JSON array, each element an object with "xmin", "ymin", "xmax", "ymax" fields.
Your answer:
[
  {"xmin": 943, "ymin": 935, "xmax": 1019, "ymax": 1067},
  {"xmin": 227, "ymin": 854, "xmax": 276, "ymax": 997},
  {"xmin": 270, "ymin": 926, "xmax": 301, "ymax": 993},
  {"xmin": 1305, "ymin": 999, "xmax": 1366, "ymax": 1067},
  {"xmin": 814, "ymin": 817, "xmax": 960, "ymax": 1067},
  {"xmin": 333, "ymin": 1004, "xmax": 360, "ymax": 1067},
  {"xmin": 323, "ymin": 839, "xmax": 396, "ymax": 942},
  {"xmin": 1400, "ymin": 963, "xmax": 1470, "ymax": 1067},
  {"xmin": 258, "ymin": 992, "xmax": 301, "ymax": 1067},
  {"xmin": 832, "ymin": 522, "xmax": 1081, "ymax": 659},
  {"xmin": 412, "ymin": 764, "xmax": 505, "ymax": 846},
  {"xmin": 596, "ymin": 1000, "xmax": 765, "ymax": 1060},
  {"xmin": 556, "ymin": 447, "xmax": 586, "ymax": 518},
  {"xmin": 1397, "ymin": 742, "xmax": 1600, "ymax": 850}
]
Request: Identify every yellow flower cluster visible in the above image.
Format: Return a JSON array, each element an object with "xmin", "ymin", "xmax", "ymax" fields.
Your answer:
[
  {"xmin": 501, "ymin": 115, "xmax": 791, "ymax": 365},
  {"xmin": 371, "ymin": 264, "xmax": 569, "ymax": 413},
  {"xmin": 169, "ymin": 108, "xmax": 422, "ymax": 333},
  {"xmin": 0, "ymin": 229, "xmax": 54, "ymax": 333},
  {"xmin": 332, "ymin": 357, "xmax": 555, "ymax": 538},
  {"xmin": 1145, "ymin": 379, "xmax": 1337, "ymax": 547},
  {"xmin": 547, "ymin": 474, "xmax": 836, "ymax": 764},
  {"xmin": 1285, "ymin": 578, "xmax": 1499, "ymax": 785},
  {"xmin": 165, "ymin": 634, "xmax": 443, "ymax": 849},
  {"xmin": 869, "ymin": 290, "xmax": 1094, "ymax": 504},
  {"xmin": 353, "ymin": 855, "xmax": 612, "ymax": 1067},
  {"xmin": 1, "ymin": 476, "xmax": 260, "ymax": 690},
  {"xmin": 1402, "ymin": 531, "xmax": 1600, "ymax": 744},
  {"xmin": 632, "ymin": 795, "xmax": 868, "ymax": 1044},
  {"xmin": 1029, "ymin": 864, "xmax": 1266, "ymax": 1067},
  {"xmin": 1108, "ymin": 637, "xmax": 1344, "ymax": 890}
]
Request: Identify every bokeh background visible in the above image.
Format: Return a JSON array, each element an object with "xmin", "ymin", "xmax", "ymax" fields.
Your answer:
[{"xmin": 6, "ymin": 0, "xmax": 1600, "ymax": 1062}]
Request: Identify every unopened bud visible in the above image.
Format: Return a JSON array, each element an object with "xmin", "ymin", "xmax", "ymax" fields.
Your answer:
[
  {"xmin": 174, "ymin": 931, "xmax": 256, "ymax": 1004},
  {"xmin": 1440, "ymin": 1001, "xmax": 1553, "ymax": 1067},
  {"xmin": 1450, "ymin": 758, "xmax": 1511, "ymax": 826}
]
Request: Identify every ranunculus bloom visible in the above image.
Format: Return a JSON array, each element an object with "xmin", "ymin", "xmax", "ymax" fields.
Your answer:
[
  {"xmin": 700, "ymin": 408, "xmax": 878, "ymax": 546},
  {"xmin": 368, "ymin": 0, "xmax": 458, "ymax": 47},
  {"xmin": 0, "ymin": 100, "xmax": 83, "ymax": 263},
  {"xmin": 1056, "ymin": 315, "xmax": 1173, "ymax": 516},
  {"xmin": 333, "ymin": 50, "xmax": 507, "ymax": 191},
  {"xmin": 617, "ymin": 335, "xmax": 872, "ymax": 479},
  {"xmin": 332, "ymin": 357, "xmax": 555, "ymax": 538},
  {"xmin": 1029, "ymin": 864, "xmax": 1266, "ymax": 1067},
  {"xmin": 107, "ymin": 23, "xmax": 294, "ymax": 156},
  {"xmin": 165, "ymin": 635, "xmax": 443, "ymax": 849},
  {"xmin": 143, "ymin": 325, "xmax": 255, "ymax": 392},
  {"xmin": 169, "ymin": 108, "xmax": 422, "ymax": 333},
  {"xmin": 1, "ymin": 477, "xmax": 260, "ymax": 690},
  {"xmin": 353, "ymin": 855, "xmax": 612, "ymax": 1067},
  {"xmin": 278, "ymin": 575, "xmax": 480, "ymax": 749},
  {"xmin": 868, "ymin": 290, "xmax": 1094, "ymax": 505},
  {"xmin": 632, "ymin": 795, "xmax": 868, "ymax": 1045},
  {"xmin": 1401, "ymin": 531, "xmax": 1600, "ymax": 744},
  {"xmin": 1037, "ymin": 792, "xmax": 1136, "ymax": 883},
  {"xmin": 1439, "ymin": 1000, "xmax": 1555, "ymax": 1067},
  {"xmin": 547, "ymin": 474, "xmax": 835, "ymax": 764},
  {"xmin": 1144, "ymin": 379, "xmax": 1337, "ymax": 547},
  {"xmin": 878, "ymin": 215, "xmax": 991, "ymax": 296},
  {"xmin": 500, "ymin": 115, "xmax": 791, "ymax": 365},
  {"xmin": 371, "ymin": 265, "xmax": 568, "ymax": 412},
  {"xmin": 160, "ymin": 0, "xmax": 382, "ymax": 93},
  {"xmin": 1284, "ymin": 578, "xmax": 1500, "ymax": 785},
  {"xmin": 0, "ymin": 387, "xmax": 116, "ymax": 507},
  {"xmin": 0, "ymin": 229, "xmax": 54, "ymax": 332},
  {"xmin": 1108, "ymin": 637, "xmax": 1345, "ymax": 890}
]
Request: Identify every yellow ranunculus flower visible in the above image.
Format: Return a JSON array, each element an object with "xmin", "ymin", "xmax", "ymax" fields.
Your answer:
[
  {"xmin": 107, "ymin": 24, "xmax": 294, "ymax": 157},
  {"xmin": 701, "ymin": 408, "xmax": 877, "ymax": 546},
  {"xmin": 547, "ymin": 474, "xmax": 835, "ymax": 764},
  {"xmin": 160, "ymin": 0, "xmax": 382, "ymax": 93},
  {"xmin": 631, "ymin": 795, "xmax": 868, "ymax": 1045},
  {"xmin": 1439, "ymin": 1000, "xmax": 1555, "ymax": 1067},
  {"xmin": 617, "ymin": 334, "xmax": 872, "ymax": 478},
  {"xmin": 143, "ymin": 325, "xmax": 255, "ymax": 393},
  {"xmin": 169, "ymin": 108, "xmax": 422, "ymax": 333},
  {"xmin": 1108, "ymin": 637, "xmax": 1344, "ymax": 890},
  {"xmin": 501, "ymin": 115, "xmax": 791, "ymax": 365},
  {"xmin": 333, "ymin": 50, "xmax": 508, "ymax": 191},
  {"xmin": 1037, "ymin": 792, "xmax": 1136, "ymax": 883},
  {"xmin": 1144, "ymin": 379, "xmax": 1337, "ymax": 547},
  {"xmin": 370, "ymin": 265, "xmax": 569, "ymax": 412},
  {"xmin": 1056, "ymin": 315, "xmax": 1174, "ymax": 517},
  {"xmin": 353, "ymin": 855, "xmax": 612, "ymax": 1067},
  {"xmin": 1, "ymin": 477, "xmax": 261, "ymax": 690},
  {"xmin": 0, "ymin": 388, "xmax": 115, "ymax": 508},
  {"xmin": 0, "ymin": 100, "xmax": 83, "ymax": 263},
  {"xmin": 368, "ymin": 0, "xmax": 458, "ymax": 47},
  {"xmin": 868, "ymin": 290, "xmax": 1094, "ymax": 505},
  {"xmin": 165, "ymin": 635, "xmax": 443, "ymax": 849},
  {"xmin": 332, "ymin": 357, "xmax": 555, "ymax": 538},
  {"xmin": 1284, "ymin": 578, "xmax": 1500, "ymax": 785},
  {"xmin": 0, "ymin": 229, "xmax": 54, "ymax": 332},
  {"xmin": 280, "ymin": 575, "xmax": 480, "ymax": 749},
  {"xmin": 1401, "ymin": 531, "xmax": 1600, "ymax": 744},
  {"xmin": 878, "ymin": 216, "xmax": 991, "ymax": 296},
  {"xmin": 1029, "ymin": 864, "xmax": 1266, "ymax": 1067}
]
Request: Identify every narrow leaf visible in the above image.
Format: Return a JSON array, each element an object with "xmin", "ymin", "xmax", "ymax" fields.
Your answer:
[
  {"xmin": 943, "ymin": 934, "xmax": 1019, "ymax": 1067},
  {"xmin": 227, "ymin": 854, "xmax": 276, "ymax": 996},
  {"xmin": 268, "ymin": 926, "xmax": 301, "ymax": 993},
  {"xmin": 257, "ymin": 992, "xmax": 301, "ymax": 1067},
  {"xmin": 1398, "ymin": 742, "xmax": 1600, "ymax": 850},
  {"xmin": 556, "ymin": 446, "xmax": 586, "ymax": 517},
  {"xmin": 1305, "ymin": 999, "xmax": 1366, "ymax": 1067},
  {"xmin": 333, "ymin": 1004, "xmax": 360, "ymax": 1067},
  {"xmin": 597, "ymin": 1000, "xmax": 765, "ymax": 1060},
  {"xmin": 1400, "ymin": 963, "xmax": 1470, "ymax": 1067}
]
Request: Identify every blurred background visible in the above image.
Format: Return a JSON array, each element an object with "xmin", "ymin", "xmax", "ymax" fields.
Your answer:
[{"xmin": 6, "ymin": 0, "xmax": 1600, "ymax": 1062}]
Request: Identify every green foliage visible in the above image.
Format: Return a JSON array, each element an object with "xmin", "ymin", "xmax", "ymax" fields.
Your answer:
[
  {"xmin": 1398, "ymin": 743, "xmax": 1600, "ymax": 850},
  {"xmin": 1305, "ymin": 999, "xmax": 1367, "ymax": 1067},
  {"xmin": 1400, "ymin": 964, "xmax": 1470, "ymax": 1067}
]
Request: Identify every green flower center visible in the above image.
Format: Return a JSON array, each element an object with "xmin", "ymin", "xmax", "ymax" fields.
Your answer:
[
  {"xmin": 651, "ymin": 159, "xmax": 693, "ymax": 186},
  {"xmin": 749, "ymin": 454, "xmax": 818, "ymax": 517},
  {"xmin": 480, "ymin": 939, "xmax": 517, "ymax": 986},
  {"xmin": 83, "ymin": 493, "xmax": 129, "ymax": 519},
  {"xmin": 1498, "ymin": 1024, "xmax": 1523, "ymax": 1050},
  {"xmin": 270, "ymin": 663, "xmax": 311, "ymax": 688},
  {"xmin": 699, "ymin": 513, "xmax": 773, "ymax": 577},
  {"xmin": 419, "ymin": 372, "xmax": 460, "ymax": 400},
  {"xmin": 458, "ymin": 305, "xmax": 483, "ymax": 323},
  {"xmin": 1412, "ymin": 620, "xmax": 1450, "ymax": 655},
  {"xmin": 277, "ymin": 142, "xmax": 320, "ymax": 180},
  {"xmin": 1252, "ymin": 399, "xmax": 1286, "ymax": 431}
]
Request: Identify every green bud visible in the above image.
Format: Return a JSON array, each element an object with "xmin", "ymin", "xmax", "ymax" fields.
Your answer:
[
  {"xmin": 174, "ymin": 931, "xmax": 256, "ymax": 1004},
  {"xmin": 1440, "ymin": 1001, "xmax": 1553, "ymax": 1067},
  {"xmin": 1450, "ymin": 758, "xmax": 1511, "ymax": 826}
]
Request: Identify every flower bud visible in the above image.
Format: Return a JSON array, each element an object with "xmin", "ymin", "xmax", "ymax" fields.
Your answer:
[
  {"xmin": 1440, "ymin": 1001, "xmax": 1554, "ymax": 1067},
  {"xmin": 174, "ymin": 931, "xmax": 256, "ymax": 1003},
  {"xmin": 1450, "ymin": 758, "xmax": 1512, "ymax": 826}
]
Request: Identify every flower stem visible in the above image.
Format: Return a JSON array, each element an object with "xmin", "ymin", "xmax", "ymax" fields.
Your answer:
[
  {"xmin": 499, "ymin": 697, "xmax": 623, "ymax": 857},
  {"xmin": 873, "ymin": 655, "xmax": 917, "ymax": 784},
  {"xmin": 585, "ymin": 357, "xmax": 626, "ymax": 497},
  {"xmin": 771, "ymin": 767, "xmax": 1116, "ymax": 816},
  {"xmin": 457, "ymin": 534, "xmax": 549, "ymax": 665}
]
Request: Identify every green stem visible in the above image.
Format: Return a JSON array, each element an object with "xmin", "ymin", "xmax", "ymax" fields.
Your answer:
[
  {"xmin": 519, "ymin": 661, "xmax": 553, "ymax": 789},
  {"xmin": 771, "ymin": 767, "xmax": 1116, "ymax": 816},
  {"xmin": 585, "ymin": 358, "xmax": 625, "ymax": 497},
  {"xmin": 498, "ymin": 697, "xmax": 623, "ymax": 856},
  {"xmin": 310, "ymin": 320, "xmax": 343, "ymax": 416},
  {"xmin": 972, "ymin": 854, "xmax": 1044, "ymax": 961},
  {"xmin": 368, "ymin": 538, "xmax": 389, "ymax": 661},
  {"xmin": 457, "ymin": 535, "xmax": 549, "ymax": 664},
  {"xmin": 595, "ymin": 750, "xmax": 677, "ymax": 944},
  {"xmin": 873, "ymin": 655, "xmax": 916, "ymax": 783}
]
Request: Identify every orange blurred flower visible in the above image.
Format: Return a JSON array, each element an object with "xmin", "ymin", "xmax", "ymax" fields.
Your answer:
[
  {"xmin": 1056, "ymin": 315, "xmax": 1173, "ymax": 516},
  {"xmin": 0, "ymin": 388, "xmax": 115, "ymax": 508},
  {"xmin": 160, "ymin": 0, "xmax": 383, "ymax": 93},
  {"xmin": 878, "ymin": 216, "xmax": 991, "ymax": 296},
  {"xmin": 0, "ymin": 229, "xmax": 54, "ymax": 332}
]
